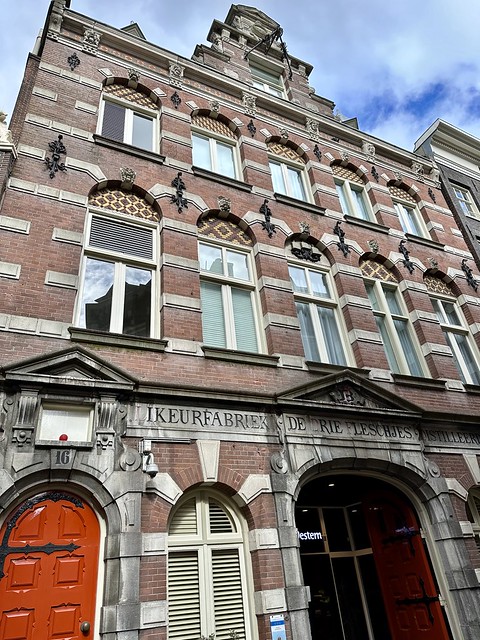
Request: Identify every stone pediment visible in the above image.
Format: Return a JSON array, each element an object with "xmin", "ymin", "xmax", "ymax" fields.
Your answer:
[
  {"xmin": 278, "ymin": 371, "xmax": 422, "ymax": 418},
  {"xmin": 3, "ymin": 347, "xmax": 136, "ymax": 390}
]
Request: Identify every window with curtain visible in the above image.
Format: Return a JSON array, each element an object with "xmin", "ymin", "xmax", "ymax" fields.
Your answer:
[
  {"xmin": 289, "ymin": 262, "xmax": 349, "ymax": 365},
  {"xmin": 268, "ymin": 141, "xmax": 308, "ymax": 201},
  {"xmin": 191, "ymin": 115, "xmax": 239, "ymax": 179},
  {"xmin": 167, "ymin": 491, "xmax": 254, "ymax": 640},
  {"xmin": 389, "ymin": 184, "xmax": 427, "ymax": 237},
  {"xmin": 425, "ymin": 275, "xmax": 480, "ymax": 385},
  {"xmin": 361, "ymin": 260, "xmax": 425, "ymax": 376},
  {"xmin": 332, "ymin": 165, "xmax": 372, "ymax": 221},
  {"xmin": 199, "ymin": 236, "xmax": 260, "ymax": 352},
  {"xmin": 77, "ymin": 193, "xmax": 158, "ymax": 337}
]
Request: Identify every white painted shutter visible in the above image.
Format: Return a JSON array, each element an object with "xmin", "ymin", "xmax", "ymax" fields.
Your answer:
[
  {"xmin": 209, "ymin": 499, "xmax": 235, "ymax": 534},
  {"xmin": 169, "ymin": 498, "xmax": 197, "ymax": 535},
  {"xmin": 212, "ymin": 549, "xmax": 246, "ymax": 639},
  {"xmin": 168, "ymin": 551, "xmax": 201, "ymax": 640},
  {"xmin": 89, "ymin": 216, "xmax": 153, "ymax": 260}
]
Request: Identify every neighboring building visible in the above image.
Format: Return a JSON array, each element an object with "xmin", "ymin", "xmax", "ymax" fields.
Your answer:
[
  {"xmin": 415, "ymin": 119, "xmax": 480, "ymax": 277},
  {"xmin": 2, "ymin": 3, "xmax": 480, "ymax": 639}
]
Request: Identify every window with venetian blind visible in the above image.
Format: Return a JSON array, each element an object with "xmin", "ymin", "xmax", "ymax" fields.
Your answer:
[
  {"xmin": 99, "ymin": 83, "xmax": 158, "ymax": 151},
  {"xmin": 77, "ymin": 190, "xmax": 159, "ymax": 337},
  {"xmin": 167, "ymin": 492, "xmax": 253, "ymax": 640}
]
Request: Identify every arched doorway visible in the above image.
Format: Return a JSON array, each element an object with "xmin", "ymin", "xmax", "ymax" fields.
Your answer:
[
  {"xmin": 0, "ymin": 491, "xmax": 100, "ymax": 640},
  {"xmin": 296, "ymin": 475, "xmax": 452, "ymax": 640}
]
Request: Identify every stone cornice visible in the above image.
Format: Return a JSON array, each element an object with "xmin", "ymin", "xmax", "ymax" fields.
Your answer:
[{"xmin": 60, "ymin": 9, "xmax": 437, "ymax": 177}]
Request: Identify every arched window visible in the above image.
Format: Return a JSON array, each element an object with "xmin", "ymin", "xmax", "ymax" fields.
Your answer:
[
  {"xmin": 332, "ymin": 165, "xmax": 372, "ymax": 221},
  {"xmin": 198, "ymin": 216, "xmax": 261, "ymax": 353},
  {"xmin": 191, "ymin": 115, "xmax": 239, "ymax": 179},
  {"xmin": 268, "ymin": 142, "xmax": 308, "ymax": 201},
  {"xmin": 288, "ymin": 243, "xmax": 350, "ymax": 365},
  {"xmin": 98, "ymin": 82, "xmax": 159, "ymax": 151},
  {"xmin": 167, "ymin": 490, "xmax": 254, "ymax": 640},
  {"xmin": 388, "ymin": 184, "xmax": 428, "ymax": 238},
  {"xmin": 76, "ymin": 188, "xmax": 159, "ymax": 337},
  {"xmin": 361, "ymin": 259, "xmax": 426, "ymax": 376},
  {"xmin": 425, "ymin": 275, "xmax": 480, "ymax": 384}
]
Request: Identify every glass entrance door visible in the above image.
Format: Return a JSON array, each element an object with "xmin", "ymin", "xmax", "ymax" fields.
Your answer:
[
  {"xmin": 296, "ymin": 475, "xmax": 452, "ymax": 640},
  {"xmin": 297, "ymin": 501, "xmax": 390, "ymax": 640}
]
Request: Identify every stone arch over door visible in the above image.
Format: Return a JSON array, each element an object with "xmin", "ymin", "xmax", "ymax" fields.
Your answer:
[
  {"xmin": 271, "ymin": 453, "xmax": 474, "ymax": 640},
  {"xmin": 295, "ymin": 472, "xmax": 452, "ymax": 640}
]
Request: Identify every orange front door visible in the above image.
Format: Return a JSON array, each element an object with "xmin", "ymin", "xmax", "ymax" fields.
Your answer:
[
  {"xmin": 365, "ymin": 491, "xmax": 451, "ymax": 640},
  {"xmin": 0, "ymin": 492, "xmax": 100, "ymax": 640}
]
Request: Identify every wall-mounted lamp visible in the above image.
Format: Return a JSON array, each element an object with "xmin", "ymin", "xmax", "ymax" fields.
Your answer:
[{"xmin": 139, "ymin": 440, "xmax": 159, "ymax": 478}]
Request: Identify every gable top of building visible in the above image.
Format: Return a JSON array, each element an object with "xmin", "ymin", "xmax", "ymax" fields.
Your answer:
[
  {"xmin": 35, "ymin": 3, "xmax": 438, "ymax": 175},
  {"xmin": 120, "ymin": 22, "xmax": 146, "ymax": 40},
  {"xmin": 206, "ymin": 3, "xmax": 313, "ymax": 77}
]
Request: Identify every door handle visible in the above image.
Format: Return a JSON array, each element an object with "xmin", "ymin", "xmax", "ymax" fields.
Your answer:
[{"xmin": 80, "ymin": 621, "xmax": 91, "ymax": 634}]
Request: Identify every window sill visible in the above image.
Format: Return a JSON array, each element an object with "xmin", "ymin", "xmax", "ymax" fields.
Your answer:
[
  {"xmin": 273, "ymin": 192, "xmax": 325, "ymax": 216},
  {"xmin": 344, "ymin": 215, "xmax": 390, "ymax": 234},
  {"xmin": 69, "ymin": 327, "xmax": 168, "ymax": 352},
  {"xmin": 93, "ymin": 135, "xmax": 166, "ymax": 164},
  {"xmin": 404, "ymin": 233, "xmax": 445, "ymax": 250},
  {"xmin": 392, "ymin": 372, "xmax": 446, "ymax": 390},
  {"xmin": 192, "ymin": 166, "xmax": 253, "ymax": 192},
  {"xmin": 202, "ymin": 345, "xmax": 279, "ymax": 367},
  {"xmin": 35, "ymin": 439, "xmax": 94, "ymax": 449}
]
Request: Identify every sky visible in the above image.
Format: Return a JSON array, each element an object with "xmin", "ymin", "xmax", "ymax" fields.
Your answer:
[{"xmin": 2, "ymin": 0, "xmax": 480, "ymax": 151}]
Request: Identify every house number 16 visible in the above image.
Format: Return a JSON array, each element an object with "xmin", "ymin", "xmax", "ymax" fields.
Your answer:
[{"xmin": 55, "ymin": 450, "xmax": 71, "ymax": 465}]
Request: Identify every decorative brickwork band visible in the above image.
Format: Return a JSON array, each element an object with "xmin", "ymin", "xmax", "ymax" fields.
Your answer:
[{"xmin": 89, "ymin": 189, "xmax": 159, "ymax": 221}]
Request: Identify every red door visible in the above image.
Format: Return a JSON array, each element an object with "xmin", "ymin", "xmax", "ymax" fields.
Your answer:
[
  {"xmin": 0, "ymin": 492, "xmax": 100, "ymax": 640},
  {"xmin": 364, "ymin": 491, "xmax": 451, "ymax": 640}
]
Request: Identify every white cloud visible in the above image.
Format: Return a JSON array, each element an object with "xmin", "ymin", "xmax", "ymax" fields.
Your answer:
[{"xmin": 2, "ymin": 0, "xmax": 480, "ymax": 150}]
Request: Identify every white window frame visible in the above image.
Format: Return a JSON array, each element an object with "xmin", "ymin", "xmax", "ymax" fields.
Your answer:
[
  {"xmin": 289, "ymin": 261, "xmax": 352, "ymax": 365},
  {"xmin": 76, "ymin": 211, "xmax": 158, "ymax": 337},
  {"xmin": 98, "ymin": 95, "xmax": 158, "ymax": 152},
  {"xmin": 335, "ymin": 177, "xmax": 372, "ymax": 221},
  {"xmin": 37, "ymin": 403, "xmax": 94, "ymax": 443},
  {"xmin": 249, "ymin": 59, "xmax": 285, "ymax": 98},
  {"xmin": 191, "ymin": 128, "xmax": 240, "ymax": 179},
  {"xmin": 365, "ymin": 279, "xmax": 427, "ymax": 376},
  {"xmin": 199, "ymin": 239, "xmax": 262, "ymax": 353},
  {"xmin": 168, "ymin": 490, "xmax": 257, "ymax": 640},
  {"xmin": 431, "ymin": 295, "xmax": 480, "ymax": 385},
  {"xmin": 393, "ymin": 200, "xmax": 428, "ymax": 238},
  {"xmin": 452, "ymin": 184, "xmax": 480, "ymax": 218},
  {"xmin": 269, "ymin": 156, "xmax": 309, "ymax": 202}
]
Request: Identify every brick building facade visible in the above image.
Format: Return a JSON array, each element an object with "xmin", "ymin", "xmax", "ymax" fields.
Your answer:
[
  {"xmin": 415, "ymin": 119, "xmax": 480, "ymax": 273},
  {"xmin": 1, "ymin": 2, "xmax": 480, "ymax": 639}
]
